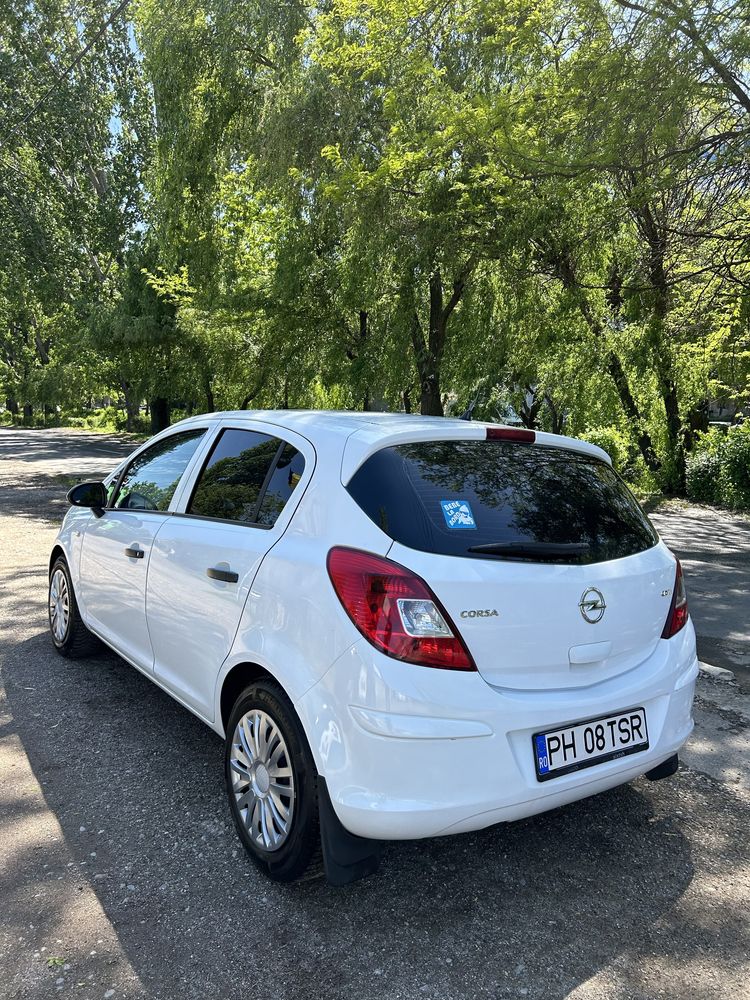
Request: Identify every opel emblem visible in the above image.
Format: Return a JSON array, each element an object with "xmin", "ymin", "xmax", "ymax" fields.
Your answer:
[{"xmin": 579, "ymin": 587, "xmax": 606, "ymax": 624}]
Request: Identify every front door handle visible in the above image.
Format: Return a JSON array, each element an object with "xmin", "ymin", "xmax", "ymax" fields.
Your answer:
[
  {"xmin": 124, "ymin": 546, "xmax": 144, "ymax": 559},
  {"xmin": 207, "ymin": 566, "xmax": 239, "ymax": 583}
]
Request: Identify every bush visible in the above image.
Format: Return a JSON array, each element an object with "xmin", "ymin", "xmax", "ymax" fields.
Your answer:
[
  {"xmin": 686, "ymin": 423, "xmax": 750, "ymax": 511},
  {"xmin": 685, "ymin": 450, "xmax": 721, "ymax": 504},
  {"xmin": 581, "ymin": 426, "xmax": 634, "ymax": 474},
  {"xmin": 719, "ymin": 424, "xmax": 750, "ymax": 510}
]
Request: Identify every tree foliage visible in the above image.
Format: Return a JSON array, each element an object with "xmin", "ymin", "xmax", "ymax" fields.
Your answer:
[{"xmin": 1, "ymin": 0, "xmax": 749, "ymax": 491}]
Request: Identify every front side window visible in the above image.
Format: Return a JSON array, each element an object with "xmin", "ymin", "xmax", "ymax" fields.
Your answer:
[
  {"xmin": 188, "ymin": 428, "xmax": 305, "ymax": 526},
  {"xmin": 105, "ymin": 463, "xmax": 126, "ymax": 506},
  {"xmin": 113, "ymin": 429, "xmax": 206, "ymax": 512}
]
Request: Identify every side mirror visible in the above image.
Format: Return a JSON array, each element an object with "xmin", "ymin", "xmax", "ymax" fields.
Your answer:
[{"xmin": 67, "ymin": 481, "xmax": 107, "ymax": 516}]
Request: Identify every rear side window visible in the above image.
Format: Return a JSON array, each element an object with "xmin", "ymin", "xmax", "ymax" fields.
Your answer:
[
  {"xmin": 346, "ymin": 441, "xmax": 658, "ymax": 564},
  {"xmin": 113, "ymin": 429, "xmax": 206, "ymax": 511},
  {"xmin": 257, "ymin": 443, "xmax": 306, "ymax": 526},
  {"xmin": 188, "ymin": 428, "xmax": 305, "ymax": 527}
]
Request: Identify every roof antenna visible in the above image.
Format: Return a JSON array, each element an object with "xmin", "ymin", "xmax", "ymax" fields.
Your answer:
[{"xmin": 459, "ymin": 395, "xmax": 479, "ymax": 421}]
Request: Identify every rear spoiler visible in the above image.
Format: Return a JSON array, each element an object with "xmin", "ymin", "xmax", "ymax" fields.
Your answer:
[{"xmin": 340, "ymin": 423, "xmax": 612, "ymax": 485}]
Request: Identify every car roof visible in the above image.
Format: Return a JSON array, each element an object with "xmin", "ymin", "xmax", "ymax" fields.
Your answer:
[
  {"xmin": 173, "ymin": 409, "xmax": 611, "ymax": 481},
  {"xmin": 181, "ymin": 409, "xmax": 457, "ymax": 434}
]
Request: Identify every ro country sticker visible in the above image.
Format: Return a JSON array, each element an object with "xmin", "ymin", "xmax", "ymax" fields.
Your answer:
[{"xmin": 440, "ymin": 499, "xmax": 477, "ymax": 529}]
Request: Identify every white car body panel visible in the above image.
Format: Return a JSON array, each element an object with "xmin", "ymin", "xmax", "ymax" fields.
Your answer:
[
  {"xmin": 51, "ymin": 410, "xmax": 698, "ymax": 842},
  {"xmin": 78, "ymin": 509, "xmax": 168, "ymax": 665},
  {"xmin": 147, "ymin": 423, "xmax": 316, "ymax": 716},
  {"xmin": 294, "ymin": 618, "xmax": 697, "ymax": 839},
  {"xmin": 389, "ymin": 539, "xmax": 678, "ymax": 692}
]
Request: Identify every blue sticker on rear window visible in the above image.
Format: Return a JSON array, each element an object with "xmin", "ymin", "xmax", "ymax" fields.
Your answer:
[{"xmin": 440, "ymin": 499, "xmax": 477, "ymax": 529}]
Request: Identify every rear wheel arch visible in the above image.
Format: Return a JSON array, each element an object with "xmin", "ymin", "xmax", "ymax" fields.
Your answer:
[{"xmin": 220, "ymin": 662, "xmax": 284, "ymax": 734}]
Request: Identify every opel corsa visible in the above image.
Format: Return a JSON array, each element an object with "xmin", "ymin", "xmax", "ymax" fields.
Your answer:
[{"xmin": 48, "ymin": 411, "xmax": 698, "ymax": 884}]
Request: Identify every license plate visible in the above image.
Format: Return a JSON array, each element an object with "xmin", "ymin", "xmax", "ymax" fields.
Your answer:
[{"xmin": 533, "ymin": 708, "xmax": 649, "ymax": 782}]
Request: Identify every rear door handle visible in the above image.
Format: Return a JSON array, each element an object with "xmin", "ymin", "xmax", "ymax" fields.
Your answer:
[
  {"xmin": 207, "ymin": 567, "xmax": 239, "ymax": 583},
  {"xmin": 124, "ymin": 546, "xmax": 144, "ymax": 559}
]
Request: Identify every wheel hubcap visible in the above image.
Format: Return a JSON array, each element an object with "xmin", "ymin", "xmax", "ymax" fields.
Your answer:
[
  {"xmin": 49, "ymin": 569, "xmax": 70, "ymax": 642},
  {"xmin": 230, "ymin": 709, "xmax": 295, "ymax": 852}
]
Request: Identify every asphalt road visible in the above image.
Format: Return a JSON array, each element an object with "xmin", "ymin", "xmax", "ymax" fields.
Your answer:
[{"xmin": 1, "ymin": 427, "xmax": 749, "ymax": 1000}]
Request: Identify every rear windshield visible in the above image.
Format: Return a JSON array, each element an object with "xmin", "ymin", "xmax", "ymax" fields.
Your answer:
[{"xmin": 346, "ymin": 440, "xmax": 658, "ymax": 564}]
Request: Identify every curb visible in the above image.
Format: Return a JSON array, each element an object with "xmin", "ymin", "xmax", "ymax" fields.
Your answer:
[{"xmin": 699, "ymin": 661, "xmax": 736, "ymax": 683}]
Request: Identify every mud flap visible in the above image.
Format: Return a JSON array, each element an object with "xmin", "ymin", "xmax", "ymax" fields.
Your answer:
[
  {"xmin": 645, "ymin": 753, "xmax": 679, "ymax": 781},
  {"xmin": 318, "ymin": 777, "xmax": 381, "ymax": 886}
]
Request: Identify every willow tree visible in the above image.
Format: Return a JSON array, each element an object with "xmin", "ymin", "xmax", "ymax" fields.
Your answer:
[{"xmin": 0, "ymin": 0, "xmax": 153, "ymax": 420}]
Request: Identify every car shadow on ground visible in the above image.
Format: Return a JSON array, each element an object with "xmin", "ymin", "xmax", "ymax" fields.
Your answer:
[{"xmin": 8, "ymin": 629, "xmax": 747, "ymax": 1000}]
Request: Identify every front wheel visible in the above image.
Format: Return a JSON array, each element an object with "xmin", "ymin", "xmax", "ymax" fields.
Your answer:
[
  {"xmin": 225, "ymin": 680, "xmax": 321, "ymax": 882},
  {"xmin": 48, "ymin": 556, "xmax": 100, "ymax": 658}
]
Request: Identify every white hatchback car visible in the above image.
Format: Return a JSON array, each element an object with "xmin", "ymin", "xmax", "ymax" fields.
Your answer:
[{"xmin": 49, "ymin": 411, "xmax": 698, "ymax": 884}]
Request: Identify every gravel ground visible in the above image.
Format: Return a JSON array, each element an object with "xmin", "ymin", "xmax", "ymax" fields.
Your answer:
[
  {"xmin": 1, "ymin": 427, "xmax": 749, "ymax": 1000},
  {"xmin": 651, "ymin": 502, "xmax": 750, "ymax": 691}
]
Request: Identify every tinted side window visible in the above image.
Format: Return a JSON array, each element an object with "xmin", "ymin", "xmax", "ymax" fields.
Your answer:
[
  {"xmin": 188, "ymin": 429, "xmax": 280, "ymax": 524},
  {"xmin": 257, "ymin": 443, "xmax": 306, "ymax": 526},
  {"xmin": 113, "ymin": 430, "xmax": 206, "ymax": 512}
]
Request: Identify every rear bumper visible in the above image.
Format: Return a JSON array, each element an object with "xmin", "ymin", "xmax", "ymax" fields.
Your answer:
[{"xmin": 296, "ymin": 621, "xmax": 698, "ymax": 840}]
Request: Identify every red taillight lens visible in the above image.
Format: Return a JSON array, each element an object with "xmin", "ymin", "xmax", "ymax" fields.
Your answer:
[
  {"xmin": 486, "ymin": 427, "xmax": 535, "ymax": 442},
  {"xmin": 662, "ymin": 560, "xmax": 689, "ymax": 639},
  {"xmin": 326, "ymin": 547, "xmax": 475, "ymax": 670}
]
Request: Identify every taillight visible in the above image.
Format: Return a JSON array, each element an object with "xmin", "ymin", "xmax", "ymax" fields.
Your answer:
[
  {"xmin": 326, "ymin": 547, "xmax": 475, "ymax": 670},
  {"xmin": 662, "ymin": 560, "xmax": 689, "ymax": 638},
  {"xmin": 486, "ymin": 427, "xmax": 535, "ymax": 442}
]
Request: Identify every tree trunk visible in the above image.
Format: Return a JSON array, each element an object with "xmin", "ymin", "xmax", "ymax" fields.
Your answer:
[
  {"xmin": 605, "ymin": 352, "xmax": 661, "ymax": 472},
  {"xmin": 23, "ymin": 403, "xmax": 33, "ymax": 425},
  {"xmin": 410, "ymin": 277, "xmax": 450, "ymax": 416},
  {"xmin": 149, "ymin": 397, "xmax": 170, "ymax": 434},
  {"xmin": 121, "ymin": 381, "xmax": 138, "ymax": 432},
  {"xmin": 404, "ymin": 262, "xmax": 472, "ymax": 417},
  {"xmin": 359, "ymin": 310, "xmax": 371, "ymax": 411},
  {"xmin": 6, "ymin": 397, "xmax": 19, "ymax": 418},
  {"xmin": 419, "ymin": 364, "xmax": 443, "ymax": 416},
  {"xmin": 639, "ymin": 200, "xmax": 686, "ymax": 493},
  {"xmin": 552, "ymin": 254, "xmax": 661, "ymax": 473},
  {"xmin": 544, "ymin": 393, "xmax": 566, "ymax": 435},
  {"xmin": 650, "ymin": 320, "xmax": 685, "ymax": 492},
  {"xmin": 203, "ymin": 374, "xmax": 215, "ymax": 413},
  {"xmin": 519, "ymin": 385, "xmax": 543, "ymax": 428},
  {"xmin": 684, "ymin": 402, "xmax": 709, "ymax": 451}
]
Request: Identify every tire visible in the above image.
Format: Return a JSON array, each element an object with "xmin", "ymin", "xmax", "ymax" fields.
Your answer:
[
  {"xmin": 48, "ymin": 556, "xmax": 101, "ymax": 658},
  {"xmin": 225, "ymin": 680, "xmax": 321, "ymax": 883}
]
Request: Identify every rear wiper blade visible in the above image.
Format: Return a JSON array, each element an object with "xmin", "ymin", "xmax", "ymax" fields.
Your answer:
[{"xmin": 467, "ymin": 541, "xmax": 590, "ymax": 558}]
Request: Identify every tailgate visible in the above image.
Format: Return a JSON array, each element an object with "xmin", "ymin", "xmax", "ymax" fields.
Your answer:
[{"xmin": 389, "ymin": 541, "xmax": 677, "ymax": 690}]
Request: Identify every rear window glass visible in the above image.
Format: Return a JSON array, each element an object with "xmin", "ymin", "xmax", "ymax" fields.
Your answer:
[{"xmin": 346, "ymin": 441, "xmax": 658, "ymax": 564}]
